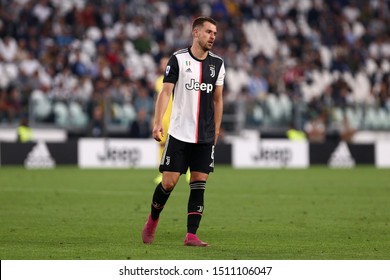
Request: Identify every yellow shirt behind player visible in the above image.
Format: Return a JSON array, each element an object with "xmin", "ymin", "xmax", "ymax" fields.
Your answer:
[
  {"xmin": 154, "ymin": 56, "xmax": 189, "ymax": 183},
  {"xmin": 154, "ymin": 56, "xmax": 172, "ymax": 159},
  {"xmin": 155, "ymin": 74, "xmax": 172, "ymax": 146}
]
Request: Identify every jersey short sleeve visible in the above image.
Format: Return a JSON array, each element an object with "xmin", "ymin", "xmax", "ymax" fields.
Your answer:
[
  {"xmin": 215, "ymin": 63, "xmax": 225, "ymax": 86},
  {"xmin": 163, "ymin": 55, "xmax": 179, "ymax": 84}
]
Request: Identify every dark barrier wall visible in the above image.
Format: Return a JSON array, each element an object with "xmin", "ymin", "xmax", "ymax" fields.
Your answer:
[
  {"xmin": 215, "ymin": 143, "xmax": 232, "ymax": 164},
  {"xmin": 0, "ymin": 141, "xmax": 231, "ymax": 166},
  {"xmin": 309, "ymin": 142, "xmax": 375, "ymax": 164},
  {"xmin": 0, "ymin": 141, "xmax": 78, "ymax": 165},
  {"xmin": 0, "ymin": 140, "xmax": 376, "ymax": 166}
]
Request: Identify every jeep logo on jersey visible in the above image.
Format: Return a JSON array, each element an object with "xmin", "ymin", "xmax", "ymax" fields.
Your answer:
[{"xmin": 185, "ymin": 79, "xmax": 213, "ymax": 93}]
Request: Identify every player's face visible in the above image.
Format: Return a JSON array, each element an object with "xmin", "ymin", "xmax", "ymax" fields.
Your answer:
[{"xmin": 196, "ymin": 22, "xmax": 217, "ymax": 51}]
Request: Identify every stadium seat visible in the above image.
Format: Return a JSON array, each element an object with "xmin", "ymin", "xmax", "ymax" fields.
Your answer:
[
  {"xmin": 110, "ymin": 102, "xmax": 136, "ymax": 127},
  {"xmin": 331, "ymin": 107, "xmax": 344, "ymax": 128},
  {"xmin": 345, "ymin": 106, "xmax": 363, "ymax": 130},
  {"xmin": 265, "ymin": 94, "xmax": 285, "ymax": 125},
  {"xmin": 279, "ymin": 93, "xmax": 293, "ymax": 121},
  {"xmin": 252, "ymin": 104, "xmax": 264, "ymax": 124},
  {"xmin": 122, "ymin": 103, "xmax": 137, "ymax": 126},
  {"xmin": 69, "ymin": 101, "xmax": 88, "ymax": 128},
  {"xmin": 31, "ymin": 90, "xmax": 52, "ymax": 121},
  {"xmin": 363, "ymin": 106, "xmax": 383, "ymax": 130},
  {"xmin": 53, "ymin": 102, "xmax": 69, "ymax": 127},
  {"xmin": 377, "ymin": 108, "xmax": 390, "ymax": 130}
]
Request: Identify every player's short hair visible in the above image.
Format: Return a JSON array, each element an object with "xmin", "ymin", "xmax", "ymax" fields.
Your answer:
[{"xmin": 192, "ymin": 16, "xmax": 217, "ymax": 31}]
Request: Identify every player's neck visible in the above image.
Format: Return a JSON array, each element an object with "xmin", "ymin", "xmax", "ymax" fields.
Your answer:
[{"xmin": 190, "ymin": 45, "xmax": 208, "ymax": 60}]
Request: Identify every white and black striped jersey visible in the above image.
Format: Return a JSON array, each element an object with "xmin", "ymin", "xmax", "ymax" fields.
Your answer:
[{"xmin": 163, "ymin": 47, "xmax": 225, "ymax": 144}]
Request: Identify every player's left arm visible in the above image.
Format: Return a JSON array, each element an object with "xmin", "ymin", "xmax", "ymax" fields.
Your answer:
[{"xmin": 213, "ymin": 84, "xmax": 223, "ymax": 145}]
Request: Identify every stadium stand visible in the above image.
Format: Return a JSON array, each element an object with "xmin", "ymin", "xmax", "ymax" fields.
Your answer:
[{"xmin": 0, "ymin": 0, "xmax": 390, "ymax": 140}]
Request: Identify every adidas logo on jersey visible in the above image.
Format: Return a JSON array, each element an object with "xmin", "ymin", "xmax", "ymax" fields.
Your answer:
[{"xmin": 185, "ymin": 68, "xmax": 192, "ymax": 73}]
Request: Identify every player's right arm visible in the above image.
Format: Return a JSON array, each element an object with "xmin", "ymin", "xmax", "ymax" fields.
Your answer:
[{"xmin": 152, "ymin": 82, "xmax": 175, "ymax": 142}]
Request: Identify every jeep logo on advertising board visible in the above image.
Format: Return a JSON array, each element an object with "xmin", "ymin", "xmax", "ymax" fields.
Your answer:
[
  {"xmin": 252, "ymin": 146, "xmax": 292, "ymax": 166},
  {"xmin": 233, "ymin": 139, "xmax": 309, "ymax": 168},
  {"xmin": 98, "ymin": 142, "xmax": 141, "ymax": 167},
  {"xmin": 78, "ymin": 139, "xmax": 158, "ymax": 168}
]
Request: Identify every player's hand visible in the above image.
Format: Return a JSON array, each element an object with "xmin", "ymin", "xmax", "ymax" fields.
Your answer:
[{"xmin": 152, "ymin": 125, "xmax": 164, "ymax": 142}]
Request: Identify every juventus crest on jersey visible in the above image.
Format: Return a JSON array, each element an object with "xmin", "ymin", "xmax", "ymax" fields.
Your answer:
[{"xmin": 163, "ymin": 47, "xmax": 225, "ymax": 144}]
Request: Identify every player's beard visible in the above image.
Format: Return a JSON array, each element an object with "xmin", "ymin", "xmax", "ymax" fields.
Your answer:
[{"xmin": 199, "ymin": 39, "xmax": 213, "ymax": 52}]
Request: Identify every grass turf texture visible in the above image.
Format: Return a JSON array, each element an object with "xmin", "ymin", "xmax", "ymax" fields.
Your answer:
[{"xmin": 0, "ymin": 166, "xmax": 389, "ymax": 260}]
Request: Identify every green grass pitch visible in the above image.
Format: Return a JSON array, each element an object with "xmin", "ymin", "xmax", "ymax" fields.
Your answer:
[{"xmin": 0, "ymin": 165, "xmax": 389, "ymax": 260}]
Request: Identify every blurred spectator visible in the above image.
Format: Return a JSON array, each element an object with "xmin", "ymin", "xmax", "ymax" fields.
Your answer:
[
  {"xmin": 337, "ymin": 112, "xmax": 356, "ymax": 143},
  {"xmin": 0, "ymin": 0, "xmax": 390, "ymax": 137},
  {"xmin": 0, "ymin": 86, "xmax": 23, "ymax": 123},
  {"xmin": 378, "ymin": 73, "xmax": 390, "ymax": 110},
  {"xmin": 304, "ymin": 113, "xmax": 327, "ymax": 143},
  {"xmin": 247, "ymin": 68, "xmax": 268, "ymax": 101},
  {"xmin": 0, "ymin": 88, "xmax": 9, "ymax": 122},
  {"xmin": 70, "ymin": 49, "xmax": 90, "ymax": 77},
  {"xmin": 0, "ymin": 35, "xmax": 18, "ymax": 62},
  {"xmin": 331, "ymin": 78, "xmax": 352, "ymax": 108},
  {"xmin": 286, "ymin": 122, "xmax": 307, "ymax": 141},
  {"xmin": 88, "ymin": 104, "xmax": 105, "ymax": 137},
  {"xmin": 17, "ymin": 116, "xmax": 33, "ymax": 143},
  {"xmin": 128, "ymin": 108, "xmax": 150, "ymax": 138},
  {"xmin": 134, "ymin": 84, "xmax": 154, "ymax": 119}
]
